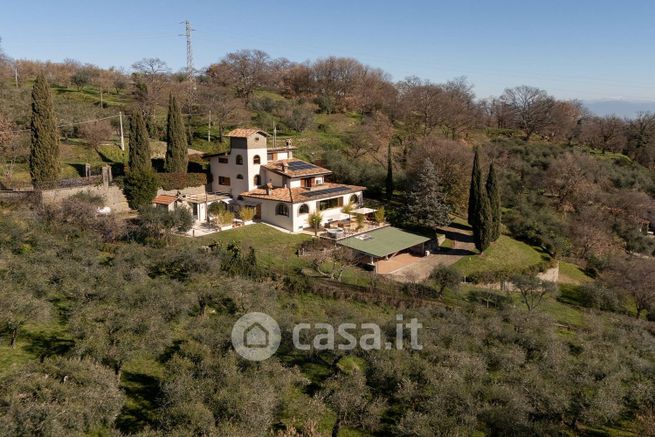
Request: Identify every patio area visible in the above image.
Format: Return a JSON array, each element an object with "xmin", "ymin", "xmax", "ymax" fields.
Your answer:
[
  {"xmin": 375, "ymin": 252, "xmax": 424, "ymax": 274},
  {"xmin": 183, "ymin": 218, "xmax": 251, "ymax": 237},
  {"xmin": 317, "ymin": 217, "xmax": 390, "ymax": 241}
]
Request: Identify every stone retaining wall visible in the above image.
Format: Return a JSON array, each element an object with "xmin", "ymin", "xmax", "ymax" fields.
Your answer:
[
  {"xmin": 39, "ymin": 184, "xmax": 130, "ymax": 213},
  {"xmin": 38, "ymin": 184, "xmax": 209, "ymax": 214}
]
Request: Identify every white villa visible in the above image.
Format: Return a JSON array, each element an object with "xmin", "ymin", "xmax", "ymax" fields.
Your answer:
[{"xmin": 205, "ymin": 128, "xmax": 365, "ymax": 233}]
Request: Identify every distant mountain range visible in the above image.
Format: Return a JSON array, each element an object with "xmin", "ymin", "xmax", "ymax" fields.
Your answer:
[{"xmin": 582, "ymin": 99, "xmax": 655, "ymax": 118}]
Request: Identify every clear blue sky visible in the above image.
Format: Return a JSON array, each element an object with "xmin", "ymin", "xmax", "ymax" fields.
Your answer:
[{"xmin": 2, "ymin": 0, "xmax": 654, "ymax": 101}]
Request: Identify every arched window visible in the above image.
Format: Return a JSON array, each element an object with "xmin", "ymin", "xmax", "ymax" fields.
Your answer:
[
  {"xmin": 236, "ymin": 174, "xmax": 244, "ymax": 180},
  {"xmin": 236, "ymin": 155, "xmax": 243, "ymax": 165},
  {"xmin": 299, "ymin": 204, "xmax": 309, "ymax": 215},
  {"xmin": 253, "ymin": 155, "xmax": 261, "ymax": 164},
  {"xmin": 276, "ymin": 203, "xmax": 289, "ymax": 216},
  {"xmin": 253, "ymin": 175, "xmax": 261, "ymax": 186},
  {"xmin": 350, "ymin": 194, "xmax": 360, "ymax": 205}
]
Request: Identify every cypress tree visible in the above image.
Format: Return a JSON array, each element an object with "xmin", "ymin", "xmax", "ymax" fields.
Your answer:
[
  {"xmin": 164, "ymin": 93, "xmax": 188, "ymax": 173},
  {"xmin": 30, "ymin": 74, "xmax": 60, "ymax": 187},
  {"xmin": 467, "ymin": 149, "xmax": 481, "ymax": 228},
  {"xmin": 385, "ymin": 142, "xmax": 393, "ymax": 203},
  {"xmin": 474, "ymin": 184, "xmax": 493, "ymax": 252},
  {"xmin": 486, "ymin": 161, "xmax": 501, "ymax": 242},
  {"xmin": 128, "ymin": 111, "xmax": 151, "ymax": 174}
]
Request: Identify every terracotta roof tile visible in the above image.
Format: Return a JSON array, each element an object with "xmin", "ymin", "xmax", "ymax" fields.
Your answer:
[
  {"xmin": 241, "ymin": 182, "xmax": 365, "ymax": 203},
  {"xmin": 153, "ymin": 194, "xmax": 177, "ymax": 205},
  {"xmin": 226, "ymin": 128, "xmax": 268, "ymax": 138}
]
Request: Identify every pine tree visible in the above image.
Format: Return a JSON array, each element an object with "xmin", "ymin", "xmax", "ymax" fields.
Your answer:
[
  {"xmin": 406, "ymin": 158, "xmax": 451, "ymax": 230},
  {"xmin": 486, "ymin": 161, "xmax": 501, "ymax": 242},
  {"xmin": 30, "ymin": 74, "xmax": 60, "ymax": 187},
  {"xmin": 164, "ymin": 93, "xmax": 188, "ymax": 173},
  {"xmin": 128, "ymin": 111, "xmax": 151, "ymax": 174},
  {"xmin": 467, "ymin": 149, "xmax": 481, "ymax": 228},
  {"xmin": 385, "ymin": 142, "xmax": 393, "ymax": 203}
]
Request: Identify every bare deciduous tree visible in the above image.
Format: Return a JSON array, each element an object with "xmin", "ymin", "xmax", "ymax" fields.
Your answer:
[
  {"xmin": 604, "ymin": 257, "xmax": 655, "ymax": 319},
  {"xmin": 500, "ymin": 85, "xmax": 556, "ymax": 141},
  {"xmin": 207, "ymin": 49, "xmax": 271, "ymax": 102},
  {"xmin": 625, "ymin": 112, "xmax": 655, "ymax": 169},
  {"xmin": 79, "ymin": 119, "xmax": 113, "ymax": 150},
  {"xmin": 579, "ymin": 115, "xmax": 626, "ymax": 153}
]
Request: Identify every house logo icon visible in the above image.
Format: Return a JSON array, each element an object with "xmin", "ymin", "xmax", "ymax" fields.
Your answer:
[
  {"xmin": 244, "ymin": 322, "xmax": 269, "ymax": 348},
  {"xmin": 231, "ymin": 312, "xmax": 281, "ymax": 361}
]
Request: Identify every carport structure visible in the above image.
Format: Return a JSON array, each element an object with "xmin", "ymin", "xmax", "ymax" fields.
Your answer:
[{"xmin": 337, "ymin": 226, "xmax": 430, "ymax": 273}]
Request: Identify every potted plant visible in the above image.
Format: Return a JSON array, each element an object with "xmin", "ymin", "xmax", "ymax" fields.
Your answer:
[
  {"xmin": 374, "ymin": 206, "xmax": 385, "ymax": 225},
  {"xmin": 239, "ymin": 206, "xmax": 256, "ymax": 225},
  {"xmin": 308, "ymin": 211, "xmax": 323, "ymax": 237}
]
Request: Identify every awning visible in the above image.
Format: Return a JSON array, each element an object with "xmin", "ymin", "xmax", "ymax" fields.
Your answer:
[
  {"xmin": 183, "ymin": 193, "xmax": 230, "ymax": 204},
  {"xmin": 241, "ymin": 199, "xmax": 261, "ymax": 207},
  {"xmin": 337, "ymin": 226, "xmax": 430, "ymax": 259},
  {"xmin": 352, "ymin": 207, "xmax": 377, "ymax": 215}
]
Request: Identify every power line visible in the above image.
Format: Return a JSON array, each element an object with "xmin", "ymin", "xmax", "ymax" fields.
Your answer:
[
  {"xmin": 0, "ymin": 111, "xmax": 222, "ymax": 136},
  {"xmin": 0, "ymin": 114, "xmax": 120, "ymax": 135}
]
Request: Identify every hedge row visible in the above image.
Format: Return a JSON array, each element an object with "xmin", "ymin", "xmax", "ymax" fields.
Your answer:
[{"xmin": 158, "ymin": 172, "xmax": 208, "ymax": 191}]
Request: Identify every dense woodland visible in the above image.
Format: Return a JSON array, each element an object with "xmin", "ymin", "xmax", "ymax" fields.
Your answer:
[{"xmin": 1, "ymin": 43, "xmax": 655, "ymax": 436}]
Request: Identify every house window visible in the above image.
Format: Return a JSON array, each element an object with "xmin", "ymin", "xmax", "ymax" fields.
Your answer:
[
  {"xmin": 236, "ymin": 155, "xmax": 244, "ymax": 165},
  {"xmin": 218, "ymin": 156, "xmax": 228, "ymax": 163},
  {"xmin": 318, "ymin": 197, "xmax": 343, "ymax": 211},
  {"xmin": 254, "ymin": 175, "xmax": 261, "ymax": 186},
  {"xmin": 276, "ymin": 203, "xmax": 289, "ymax": 216},
  {"xmin": 218, "ymin": 176, "xmax": 231, "ymax": 186},
  {"xmin": 236, "ymin": 174, "xmax": 244, "ymax": 180},
  {"xmin": 253, "ymin": 155, "xmax": 261, "ymax": 164},
  {"xmin": 350, "ymin": 194, "xmax": 360, "ymax": 205},
  {"xmin": 301, "ymin": 178, "xmax": 313, "ymax": 188},
  {"xmin": 299, "ymin": 204, "xmax": 309, "ymax": 215}
]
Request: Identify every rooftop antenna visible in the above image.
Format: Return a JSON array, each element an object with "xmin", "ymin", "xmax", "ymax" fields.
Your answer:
[{"xmin": 179, "ymin": 20, "xmax": 196, "ymax": 88}]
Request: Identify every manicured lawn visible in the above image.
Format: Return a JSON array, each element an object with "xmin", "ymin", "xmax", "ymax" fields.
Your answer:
[
  {"xmin": 192, "ymin": 223, "xmax": 311, "ymax": 272},
  {"xmin": 558, "ymin": 261, "xmax": 592, "ymax": 284},
  {"xmin": 453, "ymin": 235, "xmax": 546, "ymax": 278}
]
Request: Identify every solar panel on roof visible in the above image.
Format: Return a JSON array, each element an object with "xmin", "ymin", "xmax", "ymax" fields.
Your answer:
[
  {"xmin": 303, "ymin": 186, "xmax": 350, "ymax": 198},
  {"xmin": 287, "ymin": 161, "xmax": 318, "ymax": 171}
]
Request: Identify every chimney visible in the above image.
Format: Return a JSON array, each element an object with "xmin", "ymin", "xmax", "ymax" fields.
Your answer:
[
  {"xmin": 281, "ymin": 162, "xmax": 288, "ymax": 173},
  {"xmin": 265, "ymin": 182, "xmax": 273, "ymax": 195}
]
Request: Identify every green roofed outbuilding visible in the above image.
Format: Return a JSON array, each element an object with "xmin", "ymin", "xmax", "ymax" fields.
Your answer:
[{"xmin": 337, "ymin": 226, "xmax": 430, "ymax": 272}]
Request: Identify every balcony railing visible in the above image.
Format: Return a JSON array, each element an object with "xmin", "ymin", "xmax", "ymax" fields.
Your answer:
[{"xmin": 319, "ymin": 220, "xmax": 390, "ymax": 241}]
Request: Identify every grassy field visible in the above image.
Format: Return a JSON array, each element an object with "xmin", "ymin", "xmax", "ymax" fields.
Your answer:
[
  {"xmin": 559, "ymin": 261, "xmax": 593, "ymax": 284},
  {"xmin": 452, "ymin": 235, "xmax": 547, "ymax": 278},
  {"xmin": 190, "ymin": 223, "xmax": 311, "ymax": 273}
]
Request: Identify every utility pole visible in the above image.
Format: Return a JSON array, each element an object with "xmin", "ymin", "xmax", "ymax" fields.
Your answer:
[
  {"xmin": 207, "ymin": 110, "xmax": 211, "ymax": 143},
  {"xmin": 119, "ymin": 111, "xmax": 125, "ymax": 151},
  {"xmin": 273, "ymin": 125, "xmax": 277, "ymax": 148},
  {"xmin": 13, "ymin": 63, "xmax": 18, "ymax": 88},
  {"xmin": 180, "ymin": 20, "xmax": 195, "ymax": 88}
]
